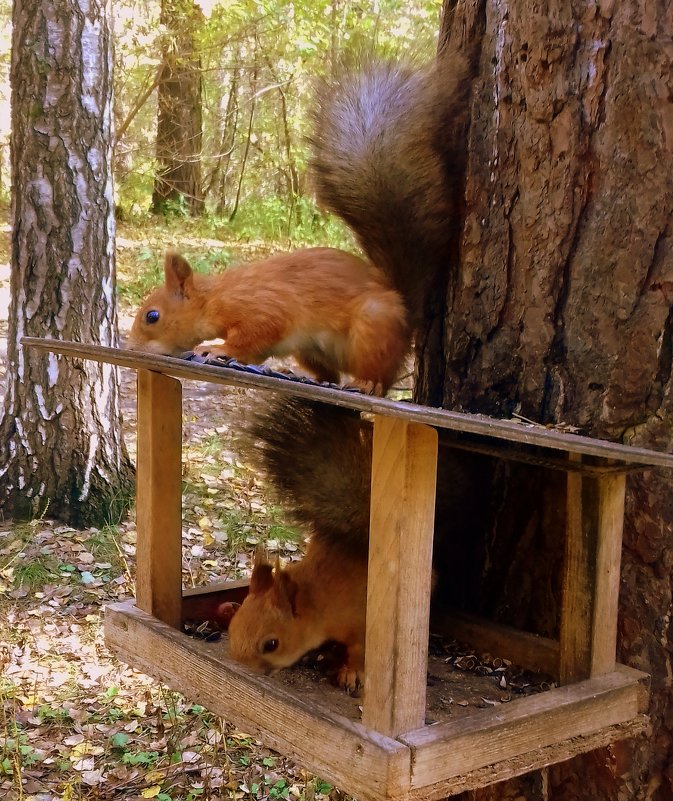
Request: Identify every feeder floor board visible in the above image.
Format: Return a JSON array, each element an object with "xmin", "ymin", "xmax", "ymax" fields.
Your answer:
[{"xmin": 105, "ymin": 600, "xmax": 649, "ymax": 801}]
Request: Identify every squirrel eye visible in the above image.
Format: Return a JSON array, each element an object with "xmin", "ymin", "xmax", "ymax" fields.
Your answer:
[
  {"xmin": 145, "ymin": 309, "xmax": 160, "ymax": 325},
  {"xmin": 261, "ymin": 638, "xmax": 279, "ymax": 654}
]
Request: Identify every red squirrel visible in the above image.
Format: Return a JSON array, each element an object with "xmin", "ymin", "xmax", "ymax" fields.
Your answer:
[
  {"xmin": 127, "ymin": 247, "xmax": 409, "ymax": 395},
  {"xmin": 222, "ymin": 52, "xmax": 474, "ymax": 688},
  {"xmin": 226, "ymin": 543, "xmax": 368, "ymax": 692},
  {"xmin": 225, "ymin": 400, "xmax": 371, "ymax": 691},
  {"xmin": 128, "ymin": 53, "xmax": 471, "ymax": 396}
]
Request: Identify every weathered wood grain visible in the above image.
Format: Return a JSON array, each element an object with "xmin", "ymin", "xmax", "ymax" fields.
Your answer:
[
  {"xmin": 363, "ymin": 416, "xmax": 438, "ymax": 735},
  {"xmin": 401, "ymin": 665, "xmax": 649, "ymax": 784},
  {"xmin": 430, "ymin": 607, "xmax": 560, "ymax": 676},
  {"xmin": 560, "ymin": 468, "xmax": 626, "ymax": 683},
  {"xmin": 136, "ymin": 370, "xmax": 182, "ymax": 627},
  {"xmin": 105, "ymin": 601, "xmax": 411, "ymax": 801},
  {"xmin": 135, "ymin": 369, "xmax": 183, "ymax": 628},
  {"xmin": 406, "ymin": 717, "xmax": 649, "ymax": 800}
]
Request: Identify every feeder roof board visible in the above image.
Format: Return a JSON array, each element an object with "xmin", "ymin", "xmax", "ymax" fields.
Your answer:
[{"xmin": 23, "ymin": 337, "xmax": 673, "ymax": 471}]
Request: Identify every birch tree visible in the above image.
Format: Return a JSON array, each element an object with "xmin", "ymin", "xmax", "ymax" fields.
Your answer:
[{"xmin": 0, "ymin": 0, "xmax": 133, "ymax": 526}]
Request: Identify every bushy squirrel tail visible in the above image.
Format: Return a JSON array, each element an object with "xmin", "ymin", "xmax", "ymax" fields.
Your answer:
[
  {"xmin": 238, "ymin": 394, "xmax": 494, "ymax": 603},
  {"xmin": 309, "ymin": 52, "xmax": 472, "ymax": 329},
  {"xmin": 238, "ymin": 397, "xmax": 372, "ymax": 556}
]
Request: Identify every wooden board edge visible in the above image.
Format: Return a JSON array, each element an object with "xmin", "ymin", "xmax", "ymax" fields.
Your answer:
[
  {"xmin": 21, "ymin": 337, "xmax": 673, "ymax": 469},
  {"xmin": 104, "ymin": 600, "xmax": 411, "ymax": 801},
  {"xmin": 181, "ymin": 580, "xmax": 250, "ymax": 621},
  {"xmin": 400, "ymin": 666, "xmax": 649, "ymax": 783},
  {"xmin": 363, "ymin": 417, "xmax": 437, "ymax": 735},
  {"xmin": 406, "ymin": 715, "xmax": 650, "ymax": 799},
  {"xmin": 182, "ymin": 579, "xmax": 250, "ymax": 598}
]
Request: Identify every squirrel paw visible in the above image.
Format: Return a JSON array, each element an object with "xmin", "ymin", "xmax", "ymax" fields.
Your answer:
[
  {"xmin": 343, "ymin": 379, "xmax": 385, "ymax": 397},
  {"xmin": 336, "ymin": 665, "xmax": 364, "ymax": 695},
  {"xmin": 193, "ymin": 342, "xmax": 231, "ymax": 359}
]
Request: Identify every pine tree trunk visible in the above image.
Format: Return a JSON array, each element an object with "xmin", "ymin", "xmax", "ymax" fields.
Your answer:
[
  {"xmin": 151, "ymin": 0, "xmax": 204, "ymax": 216},
  {"xmin": 429, "ymin": 0, "xmax": 673, "ymax": 797},
  {"xmin": 0, "ymin": 0, "xmax": 134, "ymax": 527}
]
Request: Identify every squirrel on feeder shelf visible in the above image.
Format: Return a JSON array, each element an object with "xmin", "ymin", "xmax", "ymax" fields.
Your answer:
[
  {"xmin": 223, "ymin": 395, "xmax": 490, "ymax": 693},
  {"xmin": 127, "ymin": 247, "xmax": 408, "ymax": 396},
  {"xmin": 219, "ymin": 45, "xmax": 476, "ymax": 693},
  {"xmin": 224, "ymin": 401, "xmax": 373, "ymax": 692},
  {"xmin": 127, "ymin": 52, "xmax": 470, "ymax": 397}
]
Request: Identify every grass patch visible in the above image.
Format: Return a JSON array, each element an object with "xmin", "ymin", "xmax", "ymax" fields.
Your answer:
[
  {"xmin": 180, "ymin": 423, "xmax": 304, "ymax": 574},
  {"xmin": 1, "ymin": 523, "xmax": 60, "ymax": 591},
  {"xmin": 115, "ymin": 200, "xmax": 356, "ymax": 311},
  {"xmin": 84, "ymin": 524, "xmax": 131, "ymax": 579}
]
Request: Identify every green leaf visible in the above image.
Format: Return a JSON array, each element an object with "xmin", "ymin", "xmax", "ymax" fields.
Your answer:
[{"xmin": 111, "ymin": 732, "xmax": 130, "ymax": 748}]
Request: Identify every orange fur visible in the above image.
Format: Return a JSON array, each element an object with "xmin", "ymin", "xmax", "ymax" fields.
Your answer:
[
  {"xmin": 127, "ymin": 248, "xmax": 409, "ymax": 394},
  {"xmin": 227, "ymin": 542, "xmax": 368, "ymax": 693}
]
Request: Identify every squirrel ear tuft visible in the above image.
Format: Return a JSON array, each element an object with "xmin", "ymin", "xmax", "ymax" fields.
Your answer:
[
  {"xmin": 164, "ymin": 250, "xmax": 194, "ymax": 297},
  {"xmin": 274, "ymin": 569, "xmax": 299, "ymax": 615},
  {"xmin": 249, "ymin": 559, "xmax": 274, "ymax": 594}
]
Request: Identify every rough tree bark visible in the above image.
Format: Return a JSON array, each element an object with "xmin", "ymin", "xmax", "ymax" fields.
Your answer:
[
  {"xmin": 0, "ymin": 0, "xmax": 134, "ymax": 527},
  {"xmin": 151, "ymin": 0, "xmax": 204, "ymax": 216},
  {"xmin": 427, "ymin": 1, "xmax": 673, "ymax": 798}
]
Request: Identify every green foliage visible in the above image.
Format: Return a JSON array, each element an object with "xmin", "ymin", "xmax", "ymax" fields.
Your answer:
[
  {"xmin": 122, "ymin": 749, "xmax": 161, "ymax": 766},
  {"xmin": 111, "ymin": 0, "xmax": 441, "ymax": 221},
  {"xmin": 223, "ymin": 196, "xmax": 356, "ymax": 249},
  {"xmin": 115, "ymin": 198, "xmax": 356, "ymax": 313}
]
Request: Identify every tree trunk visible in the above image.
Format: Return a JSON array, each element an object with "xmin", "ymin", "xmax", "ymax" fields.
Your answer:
[
  {"xmin": 229, "ymin": 43, "xmax": 259, "ymax": 222},
  {"xmin": 427, "ymin": 0, "xmax": 673, "ymax": 798},
  {"xmin": 0, "ymin": 0, "xmax": 134, "ymax": 528},
  {"xmin": 151, "ymin": 0, "xmax": 204, "ymax": 216},
  {"xmin": 214, "ymin": 57, "xmax": 241, "ymax": 217}
]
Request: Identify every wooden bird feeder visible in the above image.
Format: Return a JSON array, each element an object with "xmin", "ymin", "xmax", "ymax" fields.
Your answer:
[{"xmin": 24, "ymin": 337, "xmax": 673, "ymax": 800}]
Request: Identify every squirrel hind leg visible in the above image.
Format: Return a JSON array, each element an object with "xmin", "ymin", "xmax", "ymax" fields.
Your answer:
[
  {"xmin": 346, "ymin": 293, "xmax": 410, "ymax": 395},
  {"xmin": 336, "ymin": 642, "xmax": 365, "ymax": 695},
  {"xmin": 294, "ymin": 351, "xmax": 341, "ymax": 386}
]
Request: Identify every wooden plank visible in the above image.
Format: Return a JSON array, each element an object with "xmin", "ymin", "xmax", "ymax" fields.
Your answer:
[
  {"xmin": 400, "ymin": 665, "xmax": 649, "ymax": 786},
  {"xmin": 559, "ymin": 466, "xmax": 591, "ymax": 683},
  {"xmin": 430, "ymin": 607, "xmax": 560, "ymax": 676},
  {"xmin": 591, "ymin": 472, "xmax": 627, "ymax": 675},
  {"xmin": 21, "ymin": 337, "xmax": 673, "ymax": 469},
  {"xmin": 439, "ymin": 437, "xmax": 638, "ymax": 475},
  {"xmin": 105, "ymin": 601, "xmax": 411, "ymax": 801},
  {"xmin": 560, "ymin": 470, "xmax": 626, "ymax": 683},
  {"xmin": 135, "ymin": 369, "xmax": 183, "ymax": 629},
  {"xmin": 363, "ymin": 417, "xmax": 438, "ymax": 736},
  {"xmin": 406, "ymin": 716, "xmax": 649, "ymax": 800},
  {"xmin": 182, "ymin": 579, "xmax": 250, "ymax": 598}
]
